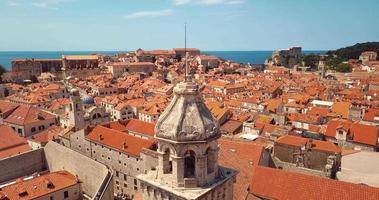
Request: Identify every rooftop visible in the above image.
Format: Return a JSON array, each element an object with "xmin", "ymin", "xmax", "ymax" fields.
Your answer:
[{"xmin": 0, "ymin": 171, "xmax": 78, "ymax": 200}]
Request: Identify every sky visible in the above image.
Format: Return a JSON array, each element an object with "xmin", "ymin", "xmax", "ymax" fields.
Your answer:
[{"xmin": 0, "ymin": 0, "xmax": 379, "ymax": 51}]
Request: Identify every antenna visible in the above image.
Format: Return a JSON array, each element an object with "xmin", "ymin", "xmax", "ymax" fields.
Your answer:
[{"xmin": 184, "ymin": 22, "xmax": 190, "ymax": 81}]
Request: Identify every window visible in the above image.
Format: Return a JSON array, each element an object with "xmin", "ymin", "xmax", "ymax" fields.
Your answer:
[
  {"xmin": 184, "ymin": 150, "xmax": 196, "ymax": 178},
  {"xmin": 50, "ymin": 197, "xmax": 54, "ymax": 200},
  {"xmin": 124, "ymin": 183, "xmax": 127, "ymax": 188},
  {"xmin": 134, "ymin": 179, "xmax": 137, "ymax": 185},
  {"xmin": 31, "ymin": 127, "xmax": 36, "ymax": 132},
  {"xmin": 64, "ymin": 191, "xmax": 69, "ymax": 198},
  {"xmin": 116, "ymin": 180, "xmax": 119, "ymax": 185},
  {"xmin": 18, "ymin": 128, "xmax": 22, "ymax": 134},
  {"xmin": 116, "ymin": 171, "xmax": 119, "ymax": 177},
  {"xmin": 124, "ymin": 174, "xmax": 127, "ymax": 181},
  {"xmin": 163, "ymin": 149, "xmax": 172, "ymax": 174},
  {"xmin": 134, "ymin": 186, "xmax": 138, "ymax": 191}
]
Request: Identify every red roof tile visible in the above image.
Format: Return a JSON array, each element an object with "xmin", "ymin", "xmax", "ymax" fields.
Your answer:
[
  {"xmin": 249, "ymin": 166, "xmax": 379, "ymax": 200},
  {"xmin": 218, "ymin": 139, "xmax": 265, "ymax": 200},
  {"xmin": 325, "ymin": 119, "xmax": 379, "ymax": 146},
  {"xmin": 3, "ymin": 105, "xmax": 55, "ymax": 126},
  {"xmin": 0, "ymin": 125, "xmax": 31, "ymax": 159},
  {"xmin": 276, "ymin": 135, "xmax": 341, "ymax": 153},
  {"xmin": 125, "ymin": 119, "xmax": 155, "ymax": 137},
  {"xmin": 86, "ymin": 125, "xmax": 156, "ymax": 157},
  {"xmin": 0, "ymin": 171, "xmax": 78, "ymax": 199}
]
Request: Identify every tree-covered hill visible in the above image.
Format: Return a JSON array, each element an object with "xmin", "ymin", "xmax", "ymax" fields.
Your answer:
[{"xmin": 326, "ymin": 42, "xmax": 379, "ymax": 60}]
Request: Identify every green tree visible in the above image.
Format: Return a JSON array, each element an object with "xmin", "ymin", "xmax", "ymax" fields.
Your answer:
[
  {"xmin": 302, "ymin": 54, "xmax": 319, "ymax": 67},
  {"xmin": 336, "ymin": 63, "xmax": 352, "ymax": 73},
  {"xmin": 0, "ymin": 64, "xmax": 7, "ymax": 82},
  {"xmin": 325, "ymin": 57, "xmax": 344, "ymax": 70}
]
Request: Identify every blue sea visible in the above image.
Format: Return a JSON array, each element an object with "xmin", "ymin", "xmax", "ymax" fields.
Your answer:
[{"xmin": 0, "ymin": 50, "xmax": 326, "ymax": 70}]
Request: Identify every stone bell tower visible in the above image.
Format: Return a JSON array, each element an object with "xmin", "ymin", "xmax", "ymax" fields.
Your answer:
[
  {"xmin": 138, "ymin": 28, "xmax": 237, "ymax": 198},
  {"xmin": 137, "ymin": 77, "xmax": 237, "ymax": 200}
]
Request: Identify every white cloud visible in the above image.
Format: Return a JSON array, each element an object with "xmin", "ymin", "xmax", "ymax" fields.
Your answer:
[
  {"xmin": 7, "ymin": 0, "xmax": 21, "ymax": 6},
  {"xmin": 225, "ymin": 0, "xmax": 244, "ymax": 5},
  {"xmin": 173, "ymin": 0, "xmax": 244, "ymax": 6},
  {"xmin": 31, "ymin": 0, "xmax": 73, "ymax": 9},
  {"xmin": 124, "ymin": 9, "xmax": 173, "ymax": 19}
]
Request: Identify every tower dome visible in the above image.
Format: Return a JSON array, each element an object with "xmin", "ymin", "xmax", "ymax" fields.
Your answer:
[
  {"xmin": 81, "ymin": 95, "xmax": 95, "ymax": 105},
  {"xmin": 155, "ymin": 80, "xmax": 220, "ymax": 142}
]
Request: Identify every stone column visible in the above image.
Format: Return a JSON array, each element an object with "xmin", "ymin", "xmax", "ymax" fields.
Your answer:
[{"xmin": 173, "ymin": 156, "xmax": 184, "ymax": 187}]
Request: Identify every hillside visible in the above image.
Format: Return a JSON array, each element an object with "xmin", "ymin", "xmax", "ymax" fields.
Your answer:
[{"xmin": 326, "ymin": 42, "xmax": 379, "ymax": 60}]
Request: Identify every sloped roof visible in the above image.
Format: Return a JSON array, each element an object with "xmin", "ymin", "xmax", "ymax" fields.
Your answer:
[
  {"xmin": 86, "ymin": 125, "xmax": 156, "ymax": 157},
  {"xmin": 0, "ymin": 125, "xmax": 31, "ymax": 159},
  {"xmin": 4, "ymin": 105, "xmax": 56, "ymax": 126},
  {"xmin": 325, "ymin": 119, "xmax": 378, "ymax": 146},
  {"xmin": 249, "ymin": 166, "xmax": 379, "ymax": 200},
  {"xmin": 125, "ymin": 119, "xmax": 155, "ymax": 137},
  {"xmin": 218, "ymin": 139, "xmax": 264, "ymax": 200},
  {"xmin": 0, "ymin": 171, "xmax": 78, "ymax": 199}
]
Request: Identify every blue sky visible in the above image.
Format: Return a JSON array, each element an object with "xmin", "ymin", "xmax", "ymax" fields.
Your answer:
[{"xmin": 0, "ymin": 0, "xmax": 378, "ymax": 51}]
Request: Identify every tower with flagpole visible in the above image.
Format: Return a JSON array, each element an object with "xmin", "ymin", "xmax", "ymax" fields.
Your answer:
[{"xmin": 137, "ymin": 23, "xmax": 237, "ymax": 200}]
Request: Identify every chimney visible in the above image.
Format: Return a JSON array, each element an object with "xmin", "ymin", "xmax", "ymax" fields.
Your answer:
[
  {"xmin": 306, "ymin": 139, "xmax": 313, "ymax": 150},
  {"xmin": 99, "ymin": 134, "xmax": 104, "ymax": 141},
  {"xmin": 123, "ymin": 140, "xmax": 128, "ymax": 149}
]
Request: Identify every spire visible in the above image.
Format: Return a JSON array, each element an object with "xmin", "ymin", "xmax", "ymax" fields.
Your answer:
[{"xmin": 184, "ymin": 23, "xmax": 191, "ymax": 82}]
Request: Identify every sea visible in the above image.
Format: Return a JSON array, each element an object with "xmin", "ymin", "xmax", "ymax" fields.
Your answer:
[{"xmin": 0, "ymin": 51, "xmax": 326, "ymax": 70}]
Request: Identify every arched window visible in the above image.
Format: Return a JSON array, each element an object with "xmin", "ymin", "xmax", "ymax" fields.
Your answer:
[
  {"xmin": 206, "ymin": 148, "xmax": 215, "ymax": 174},
  {"xmin": 163, "ymin": 149, "xmax": 172, "ymax": 174},
  {"xmin": 184, "ymin": 150, "xmax": 196, "ymax": 178}
]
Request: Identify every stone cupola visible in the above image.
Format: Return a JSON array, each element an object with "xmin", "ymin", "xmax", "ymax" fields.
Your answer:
[{"xmin": 155, "ymin": 79, "xmax": 220, "ymax": 142}]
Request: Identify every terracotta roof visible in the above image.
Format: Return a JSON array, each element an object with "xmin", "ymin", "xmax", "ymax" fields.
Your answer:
[
  {"xmin": 86, "ymin": 125, "xmax": 156, "ymax": 157},
  {"xmin": 0, "ymin": 125, "xmax": 31, "ymax": 159},
  {"xmin": 249, "ymin": 166, "xmax": 379, "ymax": 200},
  {"xmin": 265, "ymin": 99, "xmax": 282, "ymax": 113},
  {"xmin": 0, "ymin": 100, "xmax": 18, "ymax": 116},
  {"xmin": 331, "ymin": 102, "xmax": 351, "ymax": 119},
  {"xmin": 307, "ymin": 106, "xmax": 330, "ymax": 117},
  {"xmin": 363, "ymin": 108, "xmax": 379, "ymax": 122},
  {"xmin": 220, "ymin": 119, "xmax": 242, "ymax": 134},
  {"xmin": 28, "ymin": 125, "xmax": 64, "ymax": 144},
  {"xmin": 276, "ymin": 135, "xmax": 341, "ymax": 153},
  {"xmin": 3, "ymin": 105, "xmax": 56, "ymax": 126},
  {"xmin": 255, "ymin": 115, "xmax": 274, "ymax": 124},
  {"xmin": 173, "ymin": 48, "xmax": 200, "ymax": 52},
  {"xmin": 125, "ymin": 119, "xmax": 155, "ymax": 137},
  {"xmin": 287, "ymin": 113, "xmax": 320, "ymax": 124},
  {"xmin": 324, "ymin": 119, "xmax": 379, "ymax": 146},
  {"xmin": 0, "ymin": 171, "xmax": 78, "ymax": 199},
  {"xmin": 218, "ymin": 139, "xmax": 264, "ymax": 200},
  {"xmin": 64, "ymin": 55, "xmax": 98, "ymax": 60}
]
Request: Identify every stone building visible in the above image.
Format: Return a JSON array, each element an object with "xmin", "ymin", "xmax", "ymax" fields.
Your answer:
[
  {"xmin": 67, "ymin": 123, "xmax": 157, "ymax": 199},
  {"xmin": 0, "ymin": 142, "xmax": 114, "ymax": 200},
  {"xmin": 270, "ymin": 46, "xmax": 302, "ymax": 68},
  {"xmin": 273, "ymin": 135, "xmax": 341, "ymax": 178},
  {"xmin": 359, "ymin": 51, "xmax": 377, "ymax": 64},
  {"xmin": 0, "ymin": 170, "xmax": 81, "ymax": 200},
  {"xmin": 2, "ymin": 104, "xmax": 57, "ymax": 137},
  {"xmin": 137, "ymin": 76, "xmax": 237, "ymax": 200}
]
